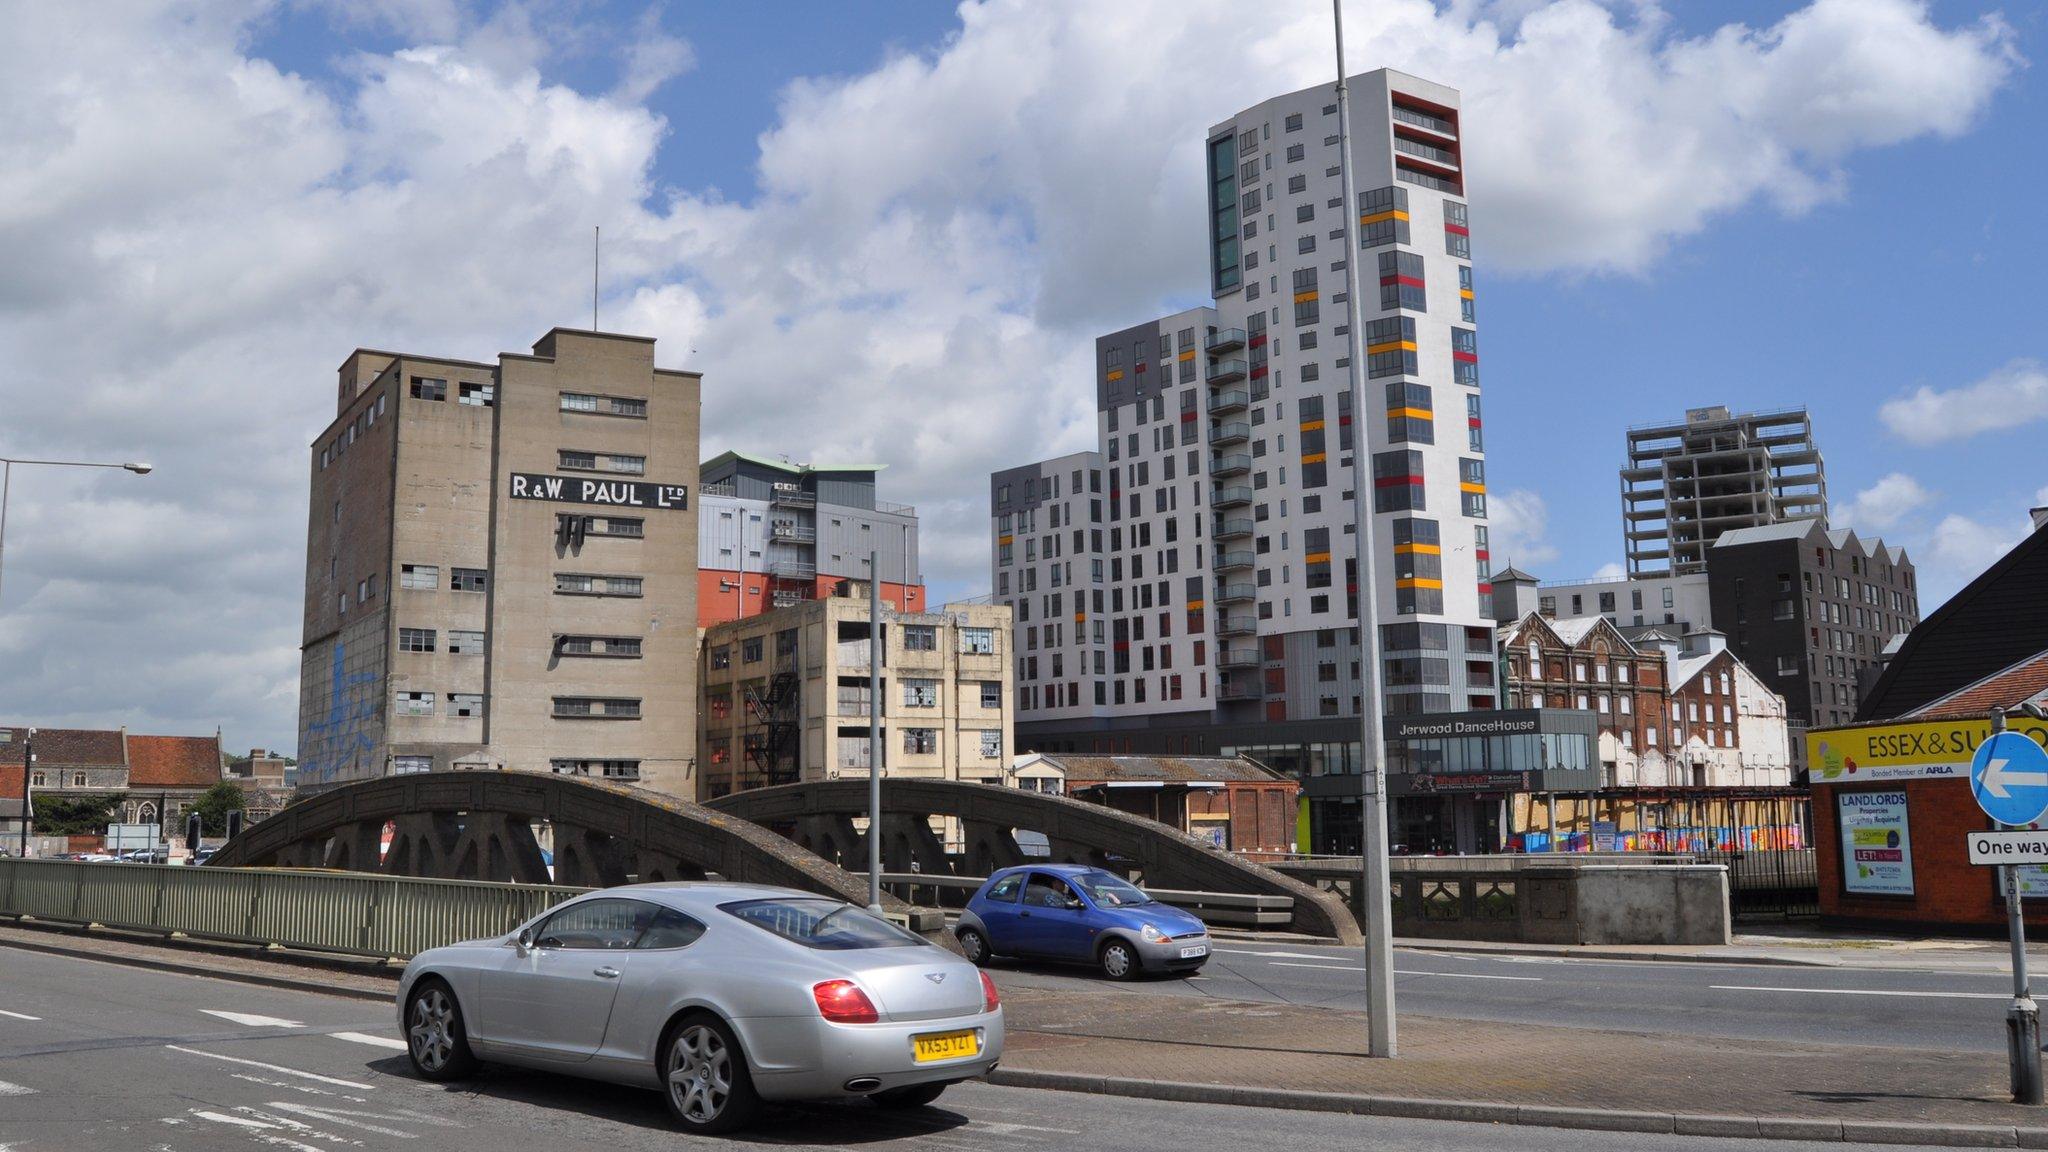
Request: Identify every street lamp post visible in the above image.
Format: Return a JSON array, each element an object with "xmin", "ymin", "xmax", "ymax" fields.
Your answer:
[
  {"xmin": 1331, "ymin": 0, "xmax": 1400, "ymax": 1058},
  {"xmin": 0, "ymin": 456, "xmax": 151, "ymax": 859}
]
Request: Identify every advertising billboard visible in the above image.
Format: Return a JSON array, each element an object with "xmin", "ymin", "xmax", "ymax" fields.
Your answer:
[
  {"xmin": 1837, "ymin": 789, "xmax": 1914, "ymax": 896},
  {"xmin": 1807, "ymin": 718, "xmax": 2048, "ymax": 784}
]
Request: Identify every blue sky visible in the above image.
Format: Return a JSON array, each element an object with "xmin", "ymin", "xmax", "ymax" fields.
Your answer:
[{"xmin": 2, "ymin": 0, "xmax": 2041, "ymax": 752}]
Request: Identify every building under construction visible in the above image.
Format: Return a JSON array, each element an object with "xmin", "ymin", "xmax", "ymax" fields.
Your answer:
[
  {"xmin": 1622, "ymin": 406, "xmax": 1826, "ymax": 577},
  {"xmin": 696, "ymin": 581, "xmax": 1014, "ymax": 800}
]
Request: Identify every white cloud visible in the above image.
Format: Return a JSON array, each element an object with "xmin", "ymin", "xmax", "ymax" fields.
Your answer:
[
  {"xmin": 0, "ymin": 0, "xmax": 2020, "ymax": 750},
  {"xmin": 1919, "ymin": 513, "xmax": 2025, "ymax": 611},
  {"xmin": 1486, "ymin": 489, "xmax": 1561, "ymax": 569},
  {"xmin": 1837, "ymin": 472, "xmax": 1934, "ymax": 532},
  {"xmin": 1590, "ymin": 561, "xmax": 1626, "ymax": 581},
  {"xmin": 1879, "ymin": 360, "xmax": 2048, "ymax": 445}
]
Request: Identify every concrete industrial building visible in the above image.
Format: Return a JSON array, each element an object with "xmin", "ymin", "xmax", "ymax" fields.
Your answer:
[
  {"xmin": 298, "ymin": 329, "xmax": 702, "ymax": 798},
  {"xmin": 990, "ymin": 70, "xmax": 1501, "ymax": 851},
  {"xmin": 1622, "ymin": 406, "xmax": 1826, "ymax": 576},
  {"xmin": 697, "ymin": 582, "xmax": 1012, "ymax": 799},
  {"xmin": 696, "ymin": 452, "xmax": 923, "ymax": 627},
  {"xmin": 1494, "ymin": 568, "xmax": 1715, "ymax": 638}
]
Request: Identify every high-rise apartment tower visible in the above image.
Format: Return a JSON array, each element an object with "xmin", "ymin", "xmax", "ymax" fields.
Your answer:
[{"xmin": 1622, "ymin": 406, "xmax": 1826, "ymax": 576}]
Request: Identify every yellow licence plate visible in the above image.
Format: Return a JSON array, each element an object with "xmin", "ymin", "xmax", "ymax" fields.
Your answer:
[{"xmin": 911, "ymin": 1029, "xmax": 981, "ymax": 1063}]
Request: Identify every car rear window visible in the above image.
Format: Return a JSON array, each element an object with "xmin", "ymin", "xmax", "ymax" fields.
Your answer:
[{"xmin": 720, "ymin": 898, "xmax": 927, "ymax": 950}]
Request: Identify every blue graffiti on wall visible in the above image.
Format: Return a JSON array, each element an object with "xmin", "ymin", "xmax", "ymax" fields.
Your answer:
[{"xmin": 300, "ymin": 642, "xmax": 381, "ymax": 787}]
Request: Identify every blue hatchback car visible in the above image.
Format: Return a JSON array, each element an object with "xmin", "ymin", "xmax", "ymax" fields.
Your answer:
[{"xmin": 955, "ymin": 864, "xmax": 1211, "ymax": 980}]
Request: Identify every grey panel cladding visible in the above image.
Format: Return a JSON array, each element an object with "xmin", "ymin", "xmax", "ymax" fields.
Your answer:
[
  {"xmin": 816, "ymin": 504, "xmax": 917, "ymax": 582},
  {"xmin": 1095, "ymin": 319, "xmax": 1168, "ymax": 412},
  {"xmin": 991, "ymin": 461, "xmax": 1049, "ymax": 515},
  {"xmin": 698, "ymin": 494, "xmax": 767, "ymax": 570},
  {"xmin": 812, "ymin": 472, "xmax": 877, "ymax": 510}
]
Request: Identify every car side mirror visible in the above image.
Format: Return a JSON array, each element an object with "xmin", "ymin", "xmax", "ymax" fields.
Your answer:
[
  {"xmin": 515, "ymin": 927, "xmax": 535, "ymax": 955},
  {"xmin": 1064, "ymin": 897, "xmax": 1085, "ymax": 911}
]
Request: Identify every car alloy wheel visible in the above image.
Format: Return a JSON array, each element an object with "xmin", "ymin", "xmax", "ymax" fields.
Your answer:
[
  {"xmin": 958, "ymin": 928, "xmax": 990, "ymax": 965},
  {"xmin": 668, "ymin": 1024, "xmax": 733, "ymax": 1125},
  {"xmin": 409, "ymin": 987, "xmax": 457, "ymax": 1071},
  {"xmin": 1100, "ymin": 940, "xmax": 1137, "ymax": 981}
]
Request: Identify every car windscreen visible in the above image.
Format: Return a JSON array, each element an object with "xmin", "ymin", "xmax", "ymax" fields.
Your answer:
[
  {"xmin": 1071, "ymin": 871, "xmax": 1153, "ymax": 907},
  {"xmin": 720, "ymin": 898, "xmax": 927, "ymax": 950}
]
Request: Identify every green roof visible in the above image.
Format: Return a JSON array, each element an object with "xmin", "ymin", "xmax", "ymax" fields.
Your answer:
[{"xmin": 701, "ymin": 449, "xmax": 887, "ymax": 475}]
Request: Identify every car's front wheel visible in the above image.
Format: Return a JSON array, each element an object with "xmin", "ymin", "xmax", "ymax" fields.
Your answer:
[
  {"xmin": 404, "ymin": 979, "xmax": 477, "ymax": 1081},
  {"xmin": 1099, "ymin": 938, "xmax": 1141, "ymax": 981},
  {"xmin": 871, "ymin": 1082, "xmax": 948, "ymax": 1109},
  {"xmin": 660, "ymin": 1015, "xmax": 760, "ymax": 1134},
  {"xmin": 957, "ymin": 927, "xmax": 992, "ymax": 966}
]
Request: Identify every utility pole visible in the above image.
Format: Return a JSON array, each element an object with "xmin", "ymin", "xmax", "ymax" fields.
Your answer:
[
  {"xmin": 1331, "ymin": 0, "xmax": 1398, "ymax": 1057},
  {"xmin": 1993, "ymin": 705, "xmax": 2044, "ymax": 1104},
  {"xmin": 17, "ymin": 727, "xmax": 33, "ymax": 858},
  {"xmin": 867, "ymin": 552, "xmax": 884, "ymax": 912}
]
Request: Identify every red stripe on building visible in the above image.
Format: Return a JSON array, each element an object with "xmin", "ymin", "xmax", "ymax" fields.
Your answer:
[
  {"xmin": 1181, "ymin": 410, "xmax": 1197, "ymax": 422},
  {"xmin": 1248, "ymin": 334, "xmax": 1267, "ymax": 349},
  {"xmin": 1379, "ymin": 275, "xmax": 1425, "ymax": 289},
  {"xmin": 1444, "ymin": 223, "xmax": 1469, "ymax": 236},
  {"xmin": 1374, "ymin": 475, "xmax": 1423, "ymax": 489},
  {"xmin": 1453, "ymin": 351, "xmax": 1478, "ymax": 363}
]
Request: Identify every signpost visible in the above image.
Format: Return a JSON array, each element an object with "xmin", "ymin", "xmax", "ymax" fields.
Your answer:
[{"xmin": 1969, "ymin": 714, "xmax": 2048, "ymax": 1105}]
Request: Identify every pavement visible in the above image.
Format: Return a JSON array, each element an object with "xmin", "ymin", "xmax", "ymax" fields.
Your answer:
[{"xmin": 9, "ymin": 918, "xmax": 2048, "ymax": 1145}]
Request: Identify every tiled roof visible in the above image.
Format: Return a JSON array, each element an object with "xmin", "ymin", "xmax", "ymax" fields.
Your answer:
[
  {"xmin": 1905, "ymin": 649, "xmax": 2048, "ymax": 721},
  {"xmin": 126, "ymin": 734, "xmax": 224, "ymax": 789},
  {"xmin": 1861, "ymin": 527, "xmax": 2048, "ymax": 720},
  {"xmin": 1038, "ymin": 754, "xmax": 1290, "ymax": 785},
  {"xmin": 0, "ymin": 727, "xmax": 127, "ymax": 770}
]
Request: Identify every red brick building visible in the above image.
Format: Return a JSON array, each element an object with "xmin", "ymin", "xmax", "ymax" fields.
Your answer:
[
  {"xmin": 0, "ymin": 727, "xmax": 226, "ymax": 845},
  {"xmin": 1028, "ymin": 754, "xmax": 1299, "ymax": 856}
]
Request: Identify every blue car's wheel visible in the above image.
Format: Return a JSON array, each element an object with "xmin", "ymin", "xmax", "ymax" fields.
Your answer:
[
  {"xmin": 1099, "ymin": 938, "xmax": 1139, "ymax": 981},
  {"xmin": 958, "ymin": 927, "xmax": 992, "ymax": 966}
]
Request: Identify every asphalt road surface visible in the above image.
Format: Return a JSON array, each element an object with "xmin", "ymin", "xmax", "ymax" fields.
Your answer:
[
  {"xmin": 986, "ymin": 941, "xmax": 2023, "ymax": 1053},
  {"xmin": 0, "ymin": 946, "xmax": 1968, "ymax": 1151}
]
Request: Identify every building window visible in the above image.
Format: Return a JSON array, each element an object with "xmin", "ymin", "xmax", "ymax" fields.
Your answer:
[
  {"xmin": 559, "ymin": 450, "xmax": 644, "ymax": 475},
  {"xmin": 391, "ymin": 755, "xmax": 432, "ymax": 775},
  {"xmin": 1459, "ymin": 458, "xmax": 1486, "ymax": 519},
  {"xmin": 1377, "ymin": 250, "xmax": 1426, "ymax": 312},
  {"xmin": 741, "ymin": 637, "xmax": 764, "ymax": 663},
  {"xmin": 960, "ymin": 627, "xmax": 995, "ymax": 655},
  {"xmin": 1385, "ymin": 382, "xmax": 1433, "ymax": 444},
  {"xmin": 1373, "ymin": 450, "xmax": 1426, "ymax": 513},
  {"xmin": 1467, "ymin": 394, "xmax": 1483, "ymax": 451},
  {"xmin": 409, "ymin": 377, "xmax": 446, "ymax": 401},
  {"xmin": 1444, "ymin": 200, "xmax": 1470, "ymax": 257},
  {"xmin": 552, "ymin": 697, "xmax": 641, "ymax": 720},
  {"xmin": 1358, "ymin": 185, "xmax": 1410, "ymax": 248},
  {"xmin": 903, "ymin": 678, "xmax": 940, "ymax": 707},
  {"xmin": 980, "ymin": 681, "xmax": 1002, "ymax": 708},
  {"xmin": 448, "ymin": 693, "xmax": 483, "ymax": 718},
  {"xmin": 400, "ymin": 564, "xmax": 438, "ymax": 590},
  {"xmin": 1366, "ymin": 317, "xmax": 1417, "ymax": 379},
  {"xmin": 710, "ymin": 645, "xmax": 731, "ymax": 671},
  {"xmin": 903, "ymin": 727, "xmax": 939, "ymax": 754},
  {"xmin": 396, "ymin": 691, "xmax": 434, "ymax": 717},
  {"xmin": 555, "ymin": 573, "xmax": 642, "ymax": 597},
  {"xmin": 447, "ymin": 629, "xmax": 485, "ymax": 655},
  {"xmin": 980, "ymin": 730, "xmax": 1002, "ymax": 759},
  {"xmin": 398, "ymin": 628, "xmax": 436, "ymax": 653},
  {"xmin": 457, "ymin": 381, "xmax": 495, "ymax": 407},
  {"xmin": 558, "ymin": 635, "xmax": 642, "ymax": 658},
  {"xmin": 452, "ymin": 567, "xmax": 487, "ymax": 593},
  {"xmin": 560, "ymin": 392, "xmax": 648, "ymax": 418},
  {"xmin": 550, "ymin": 759, "xmax": 642, "ymax": 780},
  {"xmin": 1459, "ymin": 265, "xmax": 1475, "ymax": 322},
  {"xmin": 904, "ymin": 625, "xmax": 938, "ymax": 651},
  {"xmin": 590, "ymin": 516, "xmax": 644, "ymax": 538}
]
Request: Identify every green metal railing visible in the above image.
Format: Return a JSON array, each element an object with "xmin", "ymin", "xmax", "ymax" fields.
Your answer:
[{"xmin": 0, "ymin": 859, "xmax": 586, "ymax": 959}]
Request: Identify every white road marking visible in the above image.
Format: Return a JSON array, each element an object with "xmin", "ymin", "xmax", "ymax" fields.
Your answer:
[
  {"xmin": 1711, "ymin": 985, "xmax": 2010, "ymax": 1000},
  {"xmin": 202, "ymin": 1010, "xmax": 304, "ymax": 1028},
  {"xmin": 1213, "ymin": 948, "xmax": 1350, "ymax": 960},
  {"xmin": 259, "ymin": 1101, "xmax": 427, "ymax": 1138},
  {"xmin": 331, "ymin": 1031, "xmax": 408, "ymax": 1051},
  {"xmin": 191, "ymin": 1111, "xmax": 279, "ymax": 1129},
  {"xmin": 1266, "ymin": 961, "xmax": 1541, "ymax": 982},
  {"xmin": 165, "ymin": 1044, "xmax": 377, "ymax": 1089},
  {"xmin": 0, "ymin": 1010, "xmax": 41, "ymax": 1021},
  {"xmin": 0, "ymin": 1080, "xmax": 36, "ymax": 1096}
]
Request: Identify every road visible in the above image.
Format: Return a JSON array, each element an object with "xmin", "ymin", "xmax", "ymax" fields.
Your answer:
[
  {"xmin": 988, "ymin": 941, "xmax": 2023, "ymax": 1052},
  {"xmin": 0, "ymin": 946, "xmax": 1964, "ymax": 1151}
]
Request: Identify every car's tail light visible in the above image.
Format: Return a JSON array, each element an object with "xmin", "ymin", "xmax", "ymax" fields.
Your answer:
[
  {"xmin": 979, "ymin": 971, "xmax": 1001, "ymax": 1013},
  {"xmin": 812, "ymin": 980, "xmax": 879, "ymax": 1024}
]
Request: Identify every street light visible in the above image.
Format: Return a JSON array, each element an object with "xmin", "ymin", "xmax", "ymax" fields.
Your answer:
[
  {"xmin": 0, "ymin": 456, "xmax": 151, "ymax": 859},
  {"xmin": 0, "ymin": 456, "xmax": 153, "ymax": 611}
]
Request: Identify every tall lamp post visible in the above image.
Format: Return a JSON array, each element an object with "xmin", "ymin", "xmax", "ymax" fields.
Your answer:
[{"xmin": 1, "ymin": 456, "xmax": 153, "ymax": 858}]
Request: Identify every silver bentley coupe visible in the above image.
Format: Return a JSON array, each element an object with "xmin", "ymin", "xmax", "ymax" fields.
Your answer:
[{"xmin": 395, "ymin": 882, "xmax": 1004, "ymax": 1134}]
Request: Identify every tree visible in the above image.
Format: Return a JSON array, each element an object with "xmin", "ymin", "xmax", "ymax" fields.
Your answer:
[
  {"xmin": 30, "ymin": 793, "xmax": 126, "ymax": 836},
  {"xmin": 191, "ymin": 781, "xmax": 247, "ymax": 837}
]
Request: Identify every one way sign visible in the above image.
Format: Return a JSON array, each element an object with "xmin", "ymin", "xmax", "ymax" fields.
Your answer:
[{"xmin": 1970, "ymin": 732, "xmax": 2048, "ymax": 827}]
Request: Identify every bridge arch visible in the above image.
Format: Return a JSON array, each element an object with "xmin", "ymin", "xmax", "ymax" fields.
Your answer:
[
  {"xmin": 206, "ymin": 772, "xmax": 880, "ymax": 908},
  {"xmin": 707, "ymin": 779, "xmax": 1361, "ymax": 943}
]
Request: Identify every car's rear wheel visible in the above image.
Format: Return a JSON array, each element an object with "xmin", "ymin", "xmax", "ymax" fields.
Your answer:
[
  {"xmin": 660, "ymin": 1015, "xmax": 760, "ymax": 1134},
  {"xmin": 404, "ymin": 979, "xmax": 477, "ymax": 1081},
  {"xmin": 957, "ymin": 927, "xmax": 992, "ymax": 966},
  {"xmin": 871, "ymin": 1082, "xmax": 948, "ymax": 1109},
  {"xmin": 1099, "ymin": 939, "xmax": 1140, "ymax": 981}
]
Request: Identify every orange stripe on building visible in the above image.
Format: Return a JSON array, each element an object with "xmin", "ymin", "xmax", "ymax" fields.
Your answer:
[
  {"xmin": 1178, "ymin": 348, "xmax": 1196, "ymax": 361},
  {"xmin": 1460, "ymin": 289, "xmax": 1475, "ymax": 300},
  {"xmin": 1388, "ymin": 407, "xmax": 1433, "ymax": 421},
  {"xmin": 1301, "ymin": 452, "xmax": 1326, "ymax": 465},
  {"xmin": 1188, "ymin": 599, "xmax": 1205, "ymax": 611},
  {"xmin": 1395, "ymin": 577, "xmax": 1444, "ymax": 590},
  {"xmin": 1299, "ymin": 419, "xmax": 1325, "ymax": 432},
  {"xmin": 1460, "ymin": 482, "xmax": 1486, "ymax": 494},
  {"xmin": 1293, "ymin": 290, "xmax": 1318, "ymax": 304},
  {"xmin": 1106, "ymin": 369, "xmax": 1124, "ymax": 382},
  {"xmin": 1359, "ymin": 210, "xmax": 1410, "ymax": 225},
  {"xmin": 1393, "ymin": 543, "xmax": 1442, "ymax": 555},
  {"xmin": 1305, "ymin": 551, "xmax": 1331, "ymax": 565},
  {"xmin": 1366, "ymin": 340, "xmax": 1418, "ymax": 354},
  {"xmin": 998, "ymin": 535, "xmax": 1013, "ymax": 545}
]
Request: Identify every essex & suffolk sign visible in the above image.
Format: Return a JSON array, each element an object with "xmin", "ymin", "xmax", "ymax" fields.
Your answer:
[{"xmin": 1807, "ymin": 718, "xmax": 2048, "ymax": 784}]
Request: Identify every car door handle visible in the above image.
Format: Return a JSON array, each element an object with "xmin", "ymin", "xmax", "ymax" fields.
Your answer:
[
  {"xmin": 1019, "ymin": 911, "xmax": 1032, "ymax": 918},
  {"xmin": 593, "ymin": 966, "xmax": 621, "ymax": 979}
]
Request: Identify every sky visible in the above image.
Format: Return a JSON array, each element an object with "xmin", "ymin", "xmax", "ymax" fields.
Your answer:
[{"xmin": 1, "ymin": 0, "xmax": 2042, "ymax": 756}]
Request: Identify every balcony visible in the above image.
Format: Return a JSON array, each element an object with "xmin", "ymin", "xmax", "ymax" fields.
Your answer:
[
  {"xmin": 769, "ymin": 559, "xmax": 817, "ymax": 580},
  {"xmin": 1204, "ymin": 328, "xmax": 1246, "ymax": 354},
  {"xmin": 1218, "ymin": 582, "xmax": 1256, "ymax": 603},
  {"xmin": 1218, "ymin": 647, "xmax": 1259, "ymax": 669},
  {"xmin": 1206, "ymin": 359, "xmax": 1247, "ymax": 385},
  {"xmin": 769, "ymin": 521, "xmax": 816, "ymax": 543},
  {"xmin": 1218, "ymin": 614, "xmax": 1257, "ymax": 637},
  {"xmin": 1218, "ymin": 679, "xmax": 1260, "ymax": 701},
  {"xmin": 1210, "ymin": 421, "xmax": 1249, "ymax": 446},
  {"xmin": 1393, "ymin": 135, "xmax": 1459, "ymax": 168},
  {"xmin": 1216, "ymin": 549, "xmax": 1254, "ymax": 571},
  {"xmin": 1210, "ymin": 388, "xmax": 1249, "ymax": 415},
  {"xmin": 1211, "ymin": 453, "xmax": 1251, "ymax": 478},
  {"xmin": 769, "ymin": 485, "xmax": 815, "ymax": 508},
  {"xmin": 1212, "ymin": 485, "xmax": 1252, "ymax": 509},
  {"xmin": 771, "ymin": 588, "xmax": 813, "ymax": 609},
  {"xmin": 1215, "ymin": 517, "xmax": 1254, "ymax": 539}
]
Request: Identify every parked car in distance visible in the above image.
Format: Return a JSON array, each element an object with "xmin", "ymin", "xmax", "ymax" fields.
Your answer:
[
  {"xmin": 956, "ymin": 864, "xmax": 1211, "ymax": 980},
  {"xmin": 396, "ymin": 883, "xmax": 1001, "ymax": 1135}
]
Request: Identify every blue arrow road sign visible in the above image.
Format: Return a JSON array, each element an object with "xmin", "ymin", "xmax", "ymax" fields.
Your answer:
[{"xmin": 1971, "ymin": 732, "xmax": 2048, "ymax": 827}]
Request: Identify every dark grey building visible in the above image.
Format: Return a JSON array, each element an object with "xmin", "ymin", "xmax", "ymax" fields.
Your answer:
[{"xmin": 1704, "ymin": 519, "xmax": 1917, "ymax": 735}]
